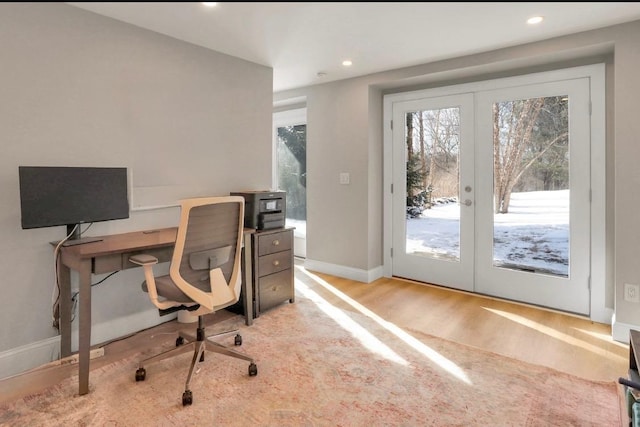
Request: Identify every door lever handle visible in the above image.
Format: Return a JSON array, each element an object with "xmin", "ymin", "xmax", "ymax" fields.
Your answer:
[{"xmin": 462, "ymin": 199, "xmax": 472, "ymax": 206}]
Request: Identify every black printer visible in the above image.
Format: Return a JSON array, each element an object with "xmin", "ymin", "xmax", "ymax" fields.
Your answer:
[{"xmin": 230, "ymin": 190, "xmax": 286, "ymax": 230}]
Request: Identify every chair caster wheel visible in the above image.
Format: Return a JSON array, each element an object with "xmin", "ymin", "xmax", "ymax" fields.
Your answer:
[
  {"xmin": 234, "ymin": 334, "xmax": 242, "ymax": 346},
  {"xmin": 248, "ymin": 362, "xmax": 258, "ymax": 376},
  {"xmin": 135, "ymin": 367, "xmax": 146, "ymax": 381},
  {"xmin": 176, "ymin": 336, "xmax": 184, "ymax": 346},
  {"xmin": 182, "ymin": 389, "xmax": 193, "ymax": 406}
]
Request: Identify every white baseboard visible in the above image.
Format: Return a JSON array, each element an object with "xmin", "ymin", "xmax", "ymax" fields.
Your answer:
[
  {"xmin": 0, "ymin": 336, "xmax": 60, "ymax": 380},
  {"xmin": 612, "ymin": 313, "xmax": 639, "ymax": 343},
  {"xmin": 293, "ymin": 235, "xmax": 306, "ymax": 258},
  {"xmin": 0, "ymin": 308, "xmax": 174, "ymax": 380},
  {"xmin": 591, "ymin": 306, "xmax": 614, "ymax": 326},
  {"xmin": 83, "ymin": 308, "xmax": 175, "ymax": 351},
  {"xmin": 303, "ymin": 259, "xmax": 383, "ymax": 283}
]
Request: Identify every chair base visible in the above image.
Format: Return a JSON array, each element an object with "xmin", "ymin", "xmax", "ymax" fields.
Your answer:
[{"xmin": 135, "ymin": 315, "xmax": 257, "ymax": 406}]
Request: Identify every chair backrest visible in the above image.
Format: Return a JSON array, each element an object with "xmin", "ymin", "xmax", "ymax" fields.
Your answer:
[{"xmin": 169, "ymin": 196, "xmax": 244, "ymax": 311}]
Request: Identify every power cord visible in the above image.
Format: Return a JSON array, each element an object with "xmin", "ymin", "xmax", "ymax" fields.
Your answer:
[
  {"xmin": 52, "ymin": 223, "xmax": 99, "ymax": 329},
  {"xmin": 70, "ymin": 270, "xmax": 120, "ymax": 322},
  {"xmin": 52, "ymin": 225, "xmax": 79, "ymax": 330}
]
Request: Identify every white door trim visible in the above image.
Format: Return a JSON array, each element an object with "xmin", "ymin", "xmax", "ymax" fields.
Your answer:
[{"xmin": 383, "ymin": 63, "xmax": 609, "ymax": 323}]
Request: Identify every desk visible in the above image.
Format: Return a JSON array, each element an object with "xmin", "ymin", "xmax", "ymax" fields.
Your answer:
[
  {"xmin": 631, "ymin": 330, "xmax": 640, "ymax": 374},
  {"xmin": 55, "ymin": 227, "xmax": 255, "ymax": 396}
]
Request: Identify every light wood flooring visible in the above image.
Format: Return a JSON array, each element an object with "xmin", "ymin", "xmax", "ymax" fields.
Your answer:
[
  {"xmin": 296, "ymin": 265, "xmax": 629, "ymax": 383},
  {"xmin": 1, "ymin": 262, "xmax": 630, "ymax": 410}
]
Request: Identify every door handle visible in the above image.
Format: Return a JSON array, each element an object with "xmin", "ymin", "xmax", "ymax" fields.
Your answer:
[{"xmin": 462, "ymin": 199, "xmax": 472, "ymax": 206}]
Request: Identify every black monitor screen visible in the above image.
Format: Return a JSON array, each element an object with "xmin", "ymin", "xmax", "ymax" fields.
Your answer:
[{"xmin": 18, "ymin": 166, "xmax": 130, "ymax": 230}]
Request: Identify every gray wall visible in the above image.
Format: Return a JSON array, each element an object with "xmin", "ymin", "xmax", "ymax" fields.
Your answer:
[
  {"xmin": 275, "ymin": 20, "xmax": 640, "ymax": 338},
  {"xmin": 0, "ymin": 3, "xmax": 272, "ymax": 375}
]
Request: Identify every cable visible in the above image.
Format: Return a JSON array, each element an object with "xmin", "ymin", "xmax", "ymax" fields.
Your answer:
[
  {"xmin": 52, "ymin": 222, "xmax": 96, "ymax": 329},
  {"xmin": 70, "ymin": 270, "xmax": 120, "ymax": 323},
  {"xmin": 52, "ymin": 224, "xmax": 79, "ymax": 330}
]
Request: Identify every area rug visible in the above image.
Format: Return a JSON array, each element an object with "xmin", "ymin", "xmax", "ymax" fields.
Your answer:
[{"xmin": 0, "ymin": 288, "xmax": 621, "ymax": 426}]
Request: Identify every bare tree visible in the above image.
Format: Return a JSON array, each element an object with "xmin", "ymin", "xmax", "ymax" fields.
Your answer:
[
  {"xmin": 406, "ymin": 112, "xmax": 425, "ymax": 210},
  {"xmin": 423, "ymin": 107, "xmax": 460, "ymax": 199},
  {"xmin": 427, "ymin": 109, "xmax": 439, "ymax": 190},
  {"xmin": 419, "ymin": 111, "xmax": 428, "ymax": 189},
  {"xmin": 406, "ymin": 112, "xmax": 415, "ymax": 158},
  {"xmin": 516, "ymin": 96, "xmax": 569, "ymax": 191},
  {"xmin": 493, "ymin": 98, "xmax": 544, "ymax": 213}
]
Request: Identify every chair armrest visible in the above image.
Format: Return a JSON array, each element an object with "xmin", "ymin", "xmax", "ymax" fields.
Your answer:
[
  {"xmin": 129, "ymin": 254, "xmax": 175, "ymax": 311},
  {"xmin": 620, "ymin": 377, "xmax": 640, "ymax": 391},
  {"xmin": 129, "ymin": 254, "xmax": 159, "ymax": 266}
]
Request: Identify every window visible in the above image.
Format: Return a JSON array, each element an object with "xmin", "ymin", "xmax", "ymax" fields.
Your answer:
[{"xmin": 273, "ymin": 108, "xmax": 307, "ymax": 257}]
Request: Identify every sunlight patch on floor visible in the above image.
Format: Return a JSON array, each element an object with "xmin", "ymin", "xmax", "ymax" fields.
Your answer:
[
  {"xmin": 572, "ymin": 327, "xmax": 628, "ymax": 349},
  {"xmin": 482, "ymin": 307, "xmax": 626, "ymax": 362},
  {"xmin": 296, "ymin": 266, "xmax": 471, "ymax": 384},
  {"xmin": 296, "ymin": 280, "xmax": 408, "ymax": 366}
]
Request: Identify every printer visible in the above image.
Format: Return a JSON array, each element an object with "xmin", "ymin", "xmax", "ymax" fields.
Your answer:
[{"xmin": 230, "ymin": 190, "xmax": 286, "ymax": 230}]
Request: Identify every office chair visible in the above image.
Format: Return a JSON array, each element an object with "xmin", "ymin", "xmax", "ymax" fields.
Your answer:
[
  {"xmin": 620, "ymin": 377, "xmax": 640, "ymax": 426},
  {"xmin": 129, "ymin": 196, "xmax": 257, "ymax": 406}
]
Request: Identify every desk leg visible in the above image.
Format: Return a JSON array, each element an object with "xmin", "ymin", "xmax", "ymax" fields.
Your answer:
[
  {"xmin": 243, "ymin": 234, "xmax": 253, "ymax": 326},
  {"xmin": 78, "ymin": 261, "xmax": 92, "ymax": 395},
  {"xmin": 57, "ymin": 258, "xmax": 72, "ymax": 358}
]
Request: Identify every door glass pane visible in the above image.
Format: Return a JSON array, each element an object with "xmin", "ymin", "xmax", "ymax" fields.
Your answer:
[
  {"xmin": 492, "ymin": 96, "xmax": 569, "ymax": 277},
  {"xmin": 276, "ymin": 124, "xmax": 307, "ymax": 236},
  {"xmin": 405, "ymin": 108, "xmax": 461, "ymax": 261}
]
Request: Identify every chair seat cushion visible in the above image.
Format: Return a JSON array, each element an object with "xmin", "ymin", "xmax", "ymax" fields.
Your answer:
[{"xmin": 142, "ymin": 274, "xmax": 209, "ymax": 304}]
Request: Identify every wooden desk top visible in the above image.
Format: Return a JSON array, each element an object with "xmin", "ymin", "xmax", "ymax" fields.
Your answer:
[
  {"xmin": 55, "ymin": 226, "xmax": 256, "ymax": 259},
  {"xmin": 56, "ymin": 227, "xmax": 178, "ymax": 259}
]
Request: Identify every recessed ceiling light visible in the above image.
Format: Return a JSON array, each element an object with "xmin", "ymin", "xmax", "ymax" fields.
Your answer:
[
  {"xmin": 342, "ymin": 60, "xmax": 353, "ymax": 67},
  {"xmin": 527, "ymin": 16, "xmax": 544, "ymax": 25},
  {"xmin": 202, "ymin": 2, "xmax": 218, "ymax": 7}
]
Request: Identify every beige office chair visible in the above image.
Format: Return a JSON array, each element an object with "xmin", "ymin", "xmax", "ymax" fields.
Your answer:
[{"xmin": 129, "ymin": 196, "xmax": 257, "ymax": 406}]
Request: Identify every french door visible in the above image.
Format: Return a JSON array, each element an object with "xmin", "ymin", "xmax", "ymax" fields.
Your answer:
[
  {"xmin": 390, "ymin": 93, "xmax": 475, "ymax": 292},
  {"xmin": 386, "ymin": 70, "xmax": 595, "ymax": 315},
  {"xmin": 474, "ymin": 79, "xmax": 590, "ymax": 314}
]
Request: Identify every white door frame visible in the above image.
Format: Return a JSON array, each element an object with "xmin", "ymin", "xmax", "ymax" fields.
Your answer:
[{"xmin": 383, "ymin": 64, "xmax": 609, "ymax": 323}]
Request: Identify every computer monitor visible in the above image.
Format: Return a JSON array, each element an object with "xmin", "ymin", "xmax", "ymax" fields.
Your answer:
[{"xmin": 18, "ymin": 166, "xmax": 130, "ymax": 244}]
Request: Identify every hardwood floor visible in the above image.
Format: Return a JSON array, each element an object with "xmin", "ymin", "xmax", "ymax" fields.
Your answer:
[
  {"xmin": 1, "ymin": 262, "xmax": 629, "ymax": 408},
  {"xmin": 294, "ymin": 264, "xmax": 628, "ymax": 384}
]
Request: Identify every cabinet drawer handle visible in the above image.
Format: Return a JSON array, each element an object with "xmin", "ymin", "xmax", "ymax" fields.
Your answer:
[
  {"xmin": 273, "ymin": 260, "xmax": 280, "ymax": 266},
  {"xmin": 272, "ymin": 240, "xmax": 280, "ymax": 246}
]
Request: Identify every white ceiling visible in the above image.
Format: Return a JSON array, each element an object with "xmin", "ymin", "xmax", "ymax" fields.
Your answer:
[{"xmin": 67, "ymin": 2, "xmax": 640, "ymax": 92}]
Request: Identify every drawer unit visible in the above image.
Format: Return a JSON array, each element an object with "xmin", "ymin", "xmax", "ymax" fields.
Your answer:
[
  {"xmin": 257, "ymin": 269, "xmax": 293, "ymax": 313},
  {"xmin": 93, "ymin": 253, "xmax": 123, "ymax": 274},
  {"xmin": 257, "ymin": 250, "xmax": 292, "ymax": 277},
  {"xmin": 257, "ymin": 231, "xmax": 292, "ymax": 256},
  {"xmin": 227, "ymin": 227, "xmax": 295, "ymax": 318},
  {"xmin": 253, "ymin": 227, "xmax": 295, "ymax": 317}
]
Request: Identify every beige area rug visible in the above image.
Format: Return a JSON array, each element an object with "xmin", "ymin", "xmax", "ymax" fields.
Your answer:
[{"xmin": 0, "ymin": 288, "xmax": 621, "ymax": 426}]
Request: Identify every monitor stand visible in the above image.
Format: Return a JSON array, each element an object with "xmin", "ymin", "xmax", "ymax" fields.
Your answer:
[
  {"xmin": 62, "ymin": 224, "xmax": 104, "ymax": 246},
  {"xmin": 62, "ymin": 237, "xmax": 103, "ymax": 247}
]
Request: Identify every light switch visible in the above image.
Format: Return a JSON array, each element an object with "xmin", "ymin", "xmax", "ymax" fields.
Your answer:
[{"xmin": 339, "ymin": 172, "xmax": 350, "ymax": 185}]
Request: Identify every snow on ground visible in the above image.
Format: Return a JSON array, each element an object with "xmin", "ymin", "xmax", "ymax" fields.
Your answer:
[{"xmin": 406, "ymin": 190, "xmax": 569, "ymax": 276}]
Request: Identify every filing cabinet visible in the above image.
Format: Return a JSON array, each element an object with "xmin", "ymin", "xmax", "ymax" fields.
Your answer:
[
  {"xmin": 227, "ymin": 227, "xmax": 295, "ymax": 318},
  {"xmin": 253, "ymin": 227, "xmax": 295, "ymax": 316}
]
